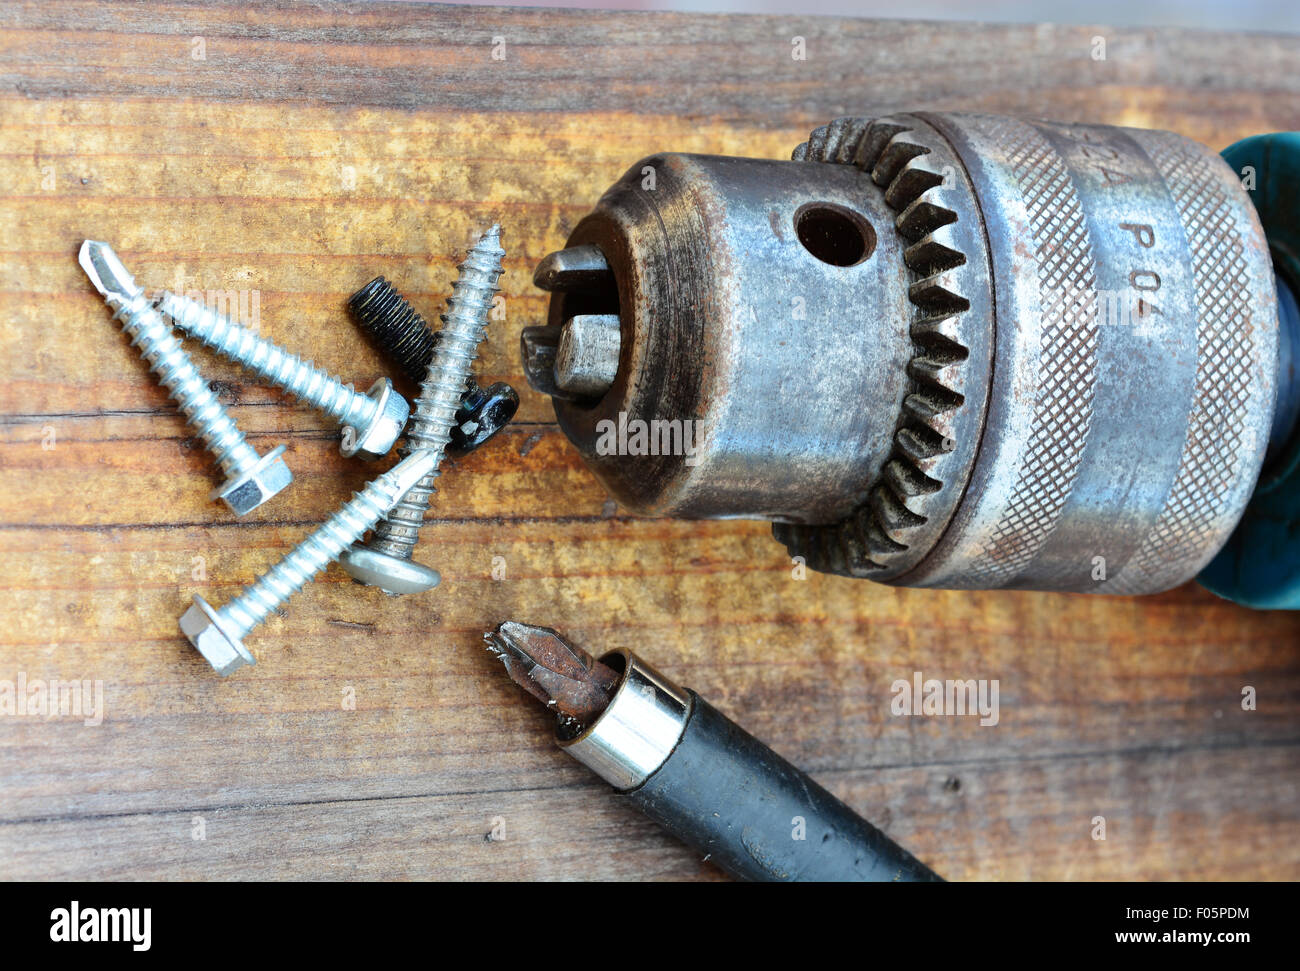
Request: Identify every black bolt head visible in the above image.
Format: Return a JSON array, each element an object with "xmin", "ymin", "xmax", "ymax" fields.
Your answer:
[{"xmin": 448, "ymin": 381, "xmax": 520, "ymax": 456}]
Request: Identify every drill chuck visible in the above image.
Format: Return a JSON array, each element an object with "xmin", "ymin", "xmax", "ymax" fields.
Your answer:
[{"xmin": 527, "ymin": 112, "xmax": 1291, "ymax": 597}]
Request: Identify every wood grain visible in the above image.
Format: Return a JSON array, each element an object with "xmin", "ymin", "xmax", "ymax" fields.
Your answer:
[{"xmin": 1, "ymin": 1, "xmax": 1298, "ymax": 881}]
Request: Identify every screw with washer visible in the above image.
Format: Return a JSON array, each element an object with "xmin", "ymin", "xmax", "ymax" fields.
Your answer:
[
  {"xmin": 158, "ymin": 292, "xmax": 410, "ymax": 461},
  {"xmin": 348, "ymin": 276, "xmax": 519, "ymax": 456},
  {"xmin": 339, "ymin": 225, "xmax": 505, "ymax": 595},
  {"xmin": 180, "ymin": 447, "xmax": 437, "ymax": 676},
  {"xmin": 78, "ymin": 240, "xmax": 292, "ymax": 515}
]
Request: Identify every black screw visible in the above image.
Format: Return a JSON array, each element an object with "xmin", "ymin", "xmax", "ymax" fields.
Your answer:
[{"xmin": 348, "ymin": 276, "xmax": 519, "ymax": 456}]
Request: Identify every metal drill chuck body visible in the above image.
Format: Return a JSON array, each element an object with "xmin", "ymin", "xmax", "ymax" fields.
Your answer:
[{"xmin": 529, "ymin": 112, "xmax": 1286, "ymax": 597}]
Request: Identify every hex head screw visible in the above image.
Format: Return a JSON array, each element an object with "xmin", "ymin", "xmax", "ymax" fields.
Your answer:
[
  {"xmin": 78, "ymin": 240, "xmax": 293, "ymax": 515},
  {"xmin": 180, "ymin": 448, "xmax": 437, "ymax": 675},
  {"xmin": 339, "ymin": 225, "xmax": 506, "ymax": 595},
  {"xmin": 348, "ymin": 275, "xmax": 519, "ymax": 456},
  {"xmin": 157, "ymin": 292, "xmax": 411, "ymax": 460}
]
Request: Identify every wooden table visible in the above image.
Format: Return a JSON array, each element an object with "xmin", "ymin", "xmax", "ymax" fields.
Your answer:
[{"xmin": 2, "ymin": 1, "xmax": 1298, "ymax": 881}]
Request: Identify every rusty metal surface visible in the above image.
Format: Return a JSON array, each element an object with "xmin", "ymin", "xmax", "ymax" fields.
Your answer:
[
  {"xmin": 486, "ymin": 621, "xmax": 619, "ymax": 729},
  {"xmin": 539, "ymin": 153, "xmax": 918, "ymax": 523}
]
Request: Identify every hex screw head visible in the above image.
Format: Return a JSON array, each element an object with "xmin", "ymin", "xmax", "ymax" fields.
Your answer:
[
  {"xmin": 180, "ymin": 595, "xmax": 255, "ymax": 676},
  {"xmin": 213, "ymin": 443, "xmax": 293, "ymax": 515},
  {"xmin": 340, "ymin": 378, "xmax": 410, "ymax": 460}
]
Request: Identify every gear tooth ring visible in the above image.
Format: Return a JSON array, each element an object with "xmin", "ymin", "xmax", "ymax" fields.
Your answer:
[{"xmin": 779, "ymin": 114, "xmax": 992, "ymax": 580}]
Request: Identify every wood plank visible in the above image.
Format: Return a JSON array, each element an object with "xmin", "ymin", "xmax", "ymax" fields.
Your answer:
[
  {"xmin": 1, "ymin": 1, "xmax": 1298, "ymax": 880},
  {"xmin": 3, "ymin": 1, "xmax": 1300, "ymax": 126},
  {"xmin": 4, "ymin": 746, "xmax": 1294, "ymax": 880}
]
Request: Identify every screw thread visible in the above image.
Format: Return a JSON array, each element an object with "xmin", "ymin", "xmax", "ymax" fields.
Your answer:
[
  {"xmin": 160, "ymin": 292, "xmax": 376, "ymax": 431},
  {"xmin": 367, "ymin": 226, "xmax": 504, "ymax": 559},
  {"xmin": 220, "ymin": 449, "xmax": 436, "ymax": 637},
  {"xmin": 348, "ymin": 277, "xmax": 439, "ymax": 386},
  {"xmin": 112, "ymin": 290, "xmax": 261, "ymax": 478}
]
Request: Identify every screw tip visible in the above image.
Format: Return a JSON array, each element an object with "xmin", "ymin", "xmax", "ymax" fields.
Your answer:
[
  {"xmin": 472, "ymin": 224, "xmax": 505, "ymax": 257},
  {"xmin": 384, "ymin": 448, "xmax": 439, "ymax": 502},
  {"xmin": 78, "ymin": 239, "xmax": 138, "ymax": 302}
]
